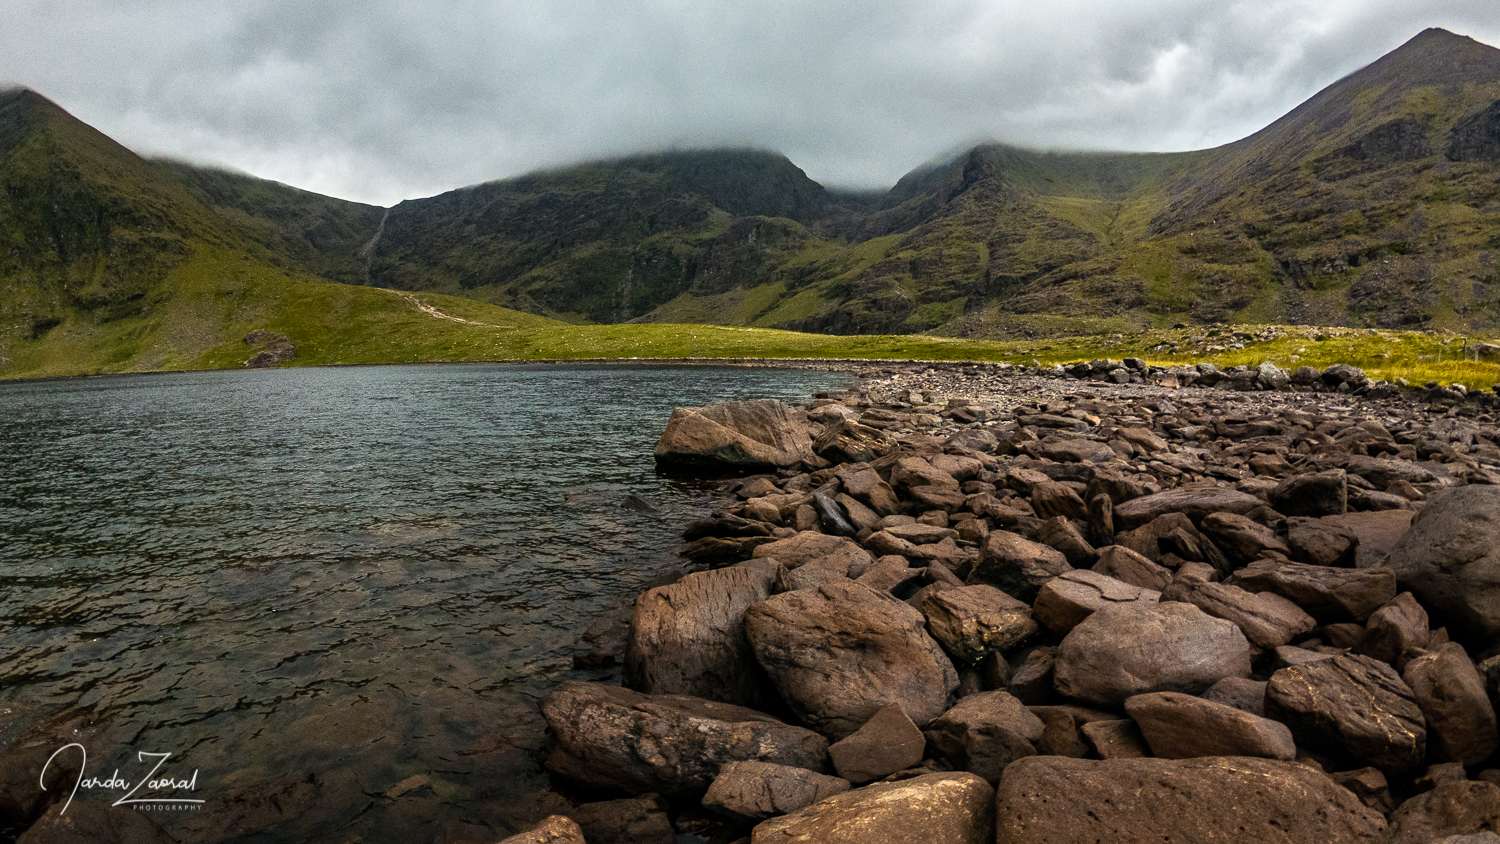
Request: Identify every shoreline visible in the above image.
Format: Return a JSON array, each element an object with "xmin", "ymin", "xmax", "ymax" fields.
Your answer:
[{"xmin": 519, "ymin": 362, "xmax": 1500, "ymax": 842}]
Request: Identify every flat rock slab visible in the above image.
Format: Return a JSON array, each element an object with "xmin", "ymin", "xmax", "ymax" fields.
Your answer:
[
  {"xmin": 1033, "ymin": 569, "xmax": 1159, "ymax": 634},
  {"xmin": 751, "ymin": 772, "xmax": 993, "ymax": 844},
  {"xmin": 1228, "ymin": 560, "xmax": 1398, "ymax": 624},
  {"xmin": 745, "ymin": 580, "xmax": 958, "ymax": 739},
  {"xmin": 541, "ymin": 681, "xmax": 828, "ymax": 796},
  {"xmin": 1124, "ymin": 690, "xmax": 1295, "ymax": 760},
  {"xmin": 922, "ymin": 584, "xmax": 1038, "ymax": 664},
  {"xmin": 828, "ymin": 703, "xmax": 925, "ymax": 784},
  {"xmin": 1326, "ymin": 510, "xmax": 1414, "ymax": 568},
  {"xmin": 1383, "ymin": 486, "xmax": 1500, "ymax": 645},
  {"xmin": 624, "ymin": 565, "xmax": 775, "ymax": 707},
  {"xmin": 994, "ymin": 756, "xmax": 1387, "ymax": 844},
  {"xmin": 1163, "ymin": 575, "xmax": 1317, "ymax": 650},
  {"xmin": 1266, "ymin": 653, "xmax": 1427, "ymax": 773},
  {"xmin": 655, "ymin": 400, "xmax": 814, "ymax": 470},
  {"xmin": 703, "ymin": 761, "xmax": 851, "ymax": 823},
  {"xmin": 1053, "ymin": 602, "xmax": 1252, "ymax": 707},
  {"xmin": 1112, "ymin": 486, "xmax": 1264, "ymax": 531}
]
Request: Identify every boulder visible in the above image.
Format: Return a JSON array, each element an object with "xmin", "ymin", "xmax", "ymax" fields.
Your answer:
[
  {"xmin": 1271, "ymin": 469, "xmax": 1349, "ymax": 517},
  {"xmin": 1199, "ymin": 511, "xmax": 1291, "ymax": 565},
  {"xmin": 1359, "ymin": 592, "xmax": 1431, "ymax": 667},
  {"xmin": 541, "ymin": 681, "xmax": 828, "ymax": 796},
  {"xmin": 1287, "ymin": 517, "xmax": 1360, "ymax": 567},
  {"xmin": 499, "ymin": 815, "xmax": 588, "ymax": 844},
  {"xmin": 1029, "ymin": 482, "xmax": 1087, "ymax": 520},
  {"xmin": 655, "ymin": 400, "xmax": 814, "ymax": 470},
  {"xmin": 1386, "ymin": 781, "xmax": 1500, "ymax": 844},
  {"xmin": 1092, "ymin": 545, "xmax": 1173, "ymax": 592},
  {"xmin": 1032, "ymin": 570, "xmax": 1160, "ymax": 634},
  {"xmin": 1227, "ymin": 560, "xmax": 1398, "ymax": 624},
  {"xmin": 1403, "ymin": 643, "xmax": 1499, "ymax": 766},
  {"xmin": 750, "ymin": 772, "xmax": 993, "ymax": 844},
  {"xmin": 1052, "ymin": 602, "xmax": 1252, "ymax": 707},
  {"xmin": 1201, "ymin": 676, "xmax": 1269, "ymax": 716},
  {"xmin": 566, "ymin": 796, "xmax": 674, "ymax": 844},
  {"xmin": 1036, "ymin": 516, "xmax": 1097, "ymax": 567},
  {"xmin": 1326, "ymin": 510, "xmax": 1415, "ymax": 567},
  {"xmin": 993, "ymin": 756, "xmax": 1387, "ymax": 843},
  {"xmin": 745, "ymin": 580, "xmax": 958, "ymax": 739},
  {"xmin": 624, "ymin": 565, "xmax": 775, "ymax": 707},
  {"xmin": 1382, "ymin": 486, "xmax": 1500, "ymax": 646},
  {"xmin": 1079, "ymin": 719, "xmax": 1149, "ymax": 758},
  {"xmin": 827, "ymin": 703, "xmax": 925, "ymax": 784},
  {"xmin": 1265, "ymin": 653, "xmax": 1427, "ymax": 773},
  {"xmin": 1162, "ymin": 574, "xmax": 1317, "ymax": 650},
  {"xmin": 751, "ymin": 531, "xmax": 874, "ymax": 574},
  {"xmin": 702, "ymin": 761, "xmax": 851, "ymax": 823},
  {"xmin": 967, "ymin": 531, "xmax": 1072, "ymax": 603},
  {"xmin": 1112, "ymin": 487, "xmax": 1264, "ymax": 531},
  {"xmin": 814, "ymin": 419, "xmax": 895, "ymax": 464},
  {"xmin": 923, "ymin": 691, "xmax": 1043, "ymax": 782},
  {"xmin": 837, "ymin": 466, "xmax": 903, "ymax": 515},
  {"xmin": 922, "ymin": 584, "xmax": 1038, "ymax": 664},
  {"xmin": 1123, "ymin": 691, "xmax": 1296, "ymax": 760}
]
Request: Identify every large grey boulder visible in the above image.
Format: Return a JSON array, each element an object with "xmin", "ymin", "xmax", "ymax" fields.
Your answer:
[
  {"xmin": 654, "ymin": 400, "xmax": 814, "ymax": 470},
  {"xmin": 1123, "ymin": 691, "xmax": 1296, "ymax": 760},
  {"xmin": 624, "ymin": 565, "xmax": 775, "ymax": 707},
  {"xmin": 994, "ymin": 756, "xmax": 1387, "ymax": 843},
  {"xmin": 745, "ymin": 580, "xmax": 959, "ymax": 739},
  {"xmin": 1382, "ymin": 486, "xmax": 1500, "ymax": 646},
  {"xmin": 540, "ymin": 681, "xmax": 828, "ymax": 796},
  {"xmin": 1053, "ymin": 602, "xmax": 1251, "ymax": 706},
  {"xmin": 1266, "ymin": 653, "xmax": 1426, "ymax": 773},
  {"xmin": 750, "ymin": 772, "xmax": 993, "ymax": 844}
]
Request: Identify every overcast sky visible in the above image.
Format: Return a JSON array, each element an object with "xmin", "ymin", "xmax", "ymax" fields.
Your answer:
[{"xmin": 3, "ymin": 1, "xmax": 1497, "ymax": 207}]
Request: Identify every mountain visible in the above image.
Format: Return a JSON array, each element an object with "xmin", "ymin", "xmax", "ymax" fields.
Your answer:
[
  {"xmin": 365, "ymin": 149, "xmax": 864, "ymax": 323},
  {"xmin": 0, "ymin": 88, "xmax": 557, "ymax": 378},
  {"xmin": 4, "ymin": 26, "xmax": 1500, "ymax": 376}
]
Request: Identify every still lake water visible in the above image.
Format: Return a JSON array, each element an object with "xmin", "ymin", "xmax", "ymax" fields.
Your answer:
[{"xmin": 0, "ymin": 363, "xmax": 853, "ymax": 842}]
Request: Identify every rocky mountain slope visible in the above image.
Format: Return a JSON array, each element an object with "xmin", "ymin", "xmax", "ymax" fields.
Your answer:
[{"xmin": 4, "ymin": 27, "xmax": 1500, "ymax": 368}]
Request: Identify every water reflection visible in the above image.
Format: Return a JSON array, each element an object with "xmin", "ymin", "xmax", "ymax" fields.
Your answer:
[{"xmin": 0, "ymin": 363, "xmax": 852, "ymax": 842}]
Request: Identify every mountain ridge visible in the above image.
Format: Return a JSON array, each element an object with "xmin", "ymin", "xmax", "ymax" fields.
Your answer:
[{"xmin": 4, "ymin": 26, "xmax": 1500, "ymax": 379}]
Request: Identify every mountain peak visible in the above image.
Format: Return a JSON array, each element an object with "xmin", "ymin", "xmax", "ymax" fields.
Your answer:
[{"xmin": 1346, "ymin": 26, "xmax": 1500, "ymax": 90}]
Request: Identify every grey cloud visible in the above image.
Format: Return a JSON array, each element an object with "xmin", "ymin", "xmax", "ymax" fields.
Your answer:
[{"xmin": 3, "ymin": 0, "xmax": 1498, "ymax": 205}]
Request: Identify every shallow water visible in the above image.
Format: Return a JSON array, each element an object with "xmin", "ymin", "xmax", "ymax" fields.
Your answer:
[{"xmin": 0, "ymin": 363, "xmax": 853, "ymax": 842}]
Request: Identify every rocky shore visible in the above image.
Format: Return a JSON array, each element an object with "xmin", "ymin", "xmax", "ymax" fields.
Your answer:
[{"xmin": 512, "ymin": 361, "xmax": 1500, "ymax": 844}]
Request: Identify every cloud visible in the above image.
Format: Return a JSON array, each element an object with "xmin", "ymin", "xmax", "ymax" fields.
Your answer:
[{"xmin": 3, "ymin": 0, "xmax": 1498, "ymax": 205}]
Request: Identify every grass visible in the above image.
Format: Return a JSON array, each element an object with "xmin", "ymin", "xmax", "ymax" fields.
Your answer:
[{"xmin": 6, "ymin": 251, "xmax": 1498, "ymax": 392}]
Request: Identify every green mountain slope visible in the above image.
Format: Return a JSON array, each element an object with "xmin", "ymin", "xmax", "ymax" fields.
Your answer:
[
  {"xmin": 365, "ymin": 149, "xmax": 862, "ymax": 324},
  {"xmin": 6, "ymin": 26, "xmax": 1500, "ymax": 381}
]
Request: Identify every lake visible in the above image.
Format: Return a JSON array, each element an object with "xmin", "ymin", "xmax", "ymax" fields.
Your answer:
[{"xmin": 0, "ymin": 363, "xmax": 854, "ymax": 843}]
